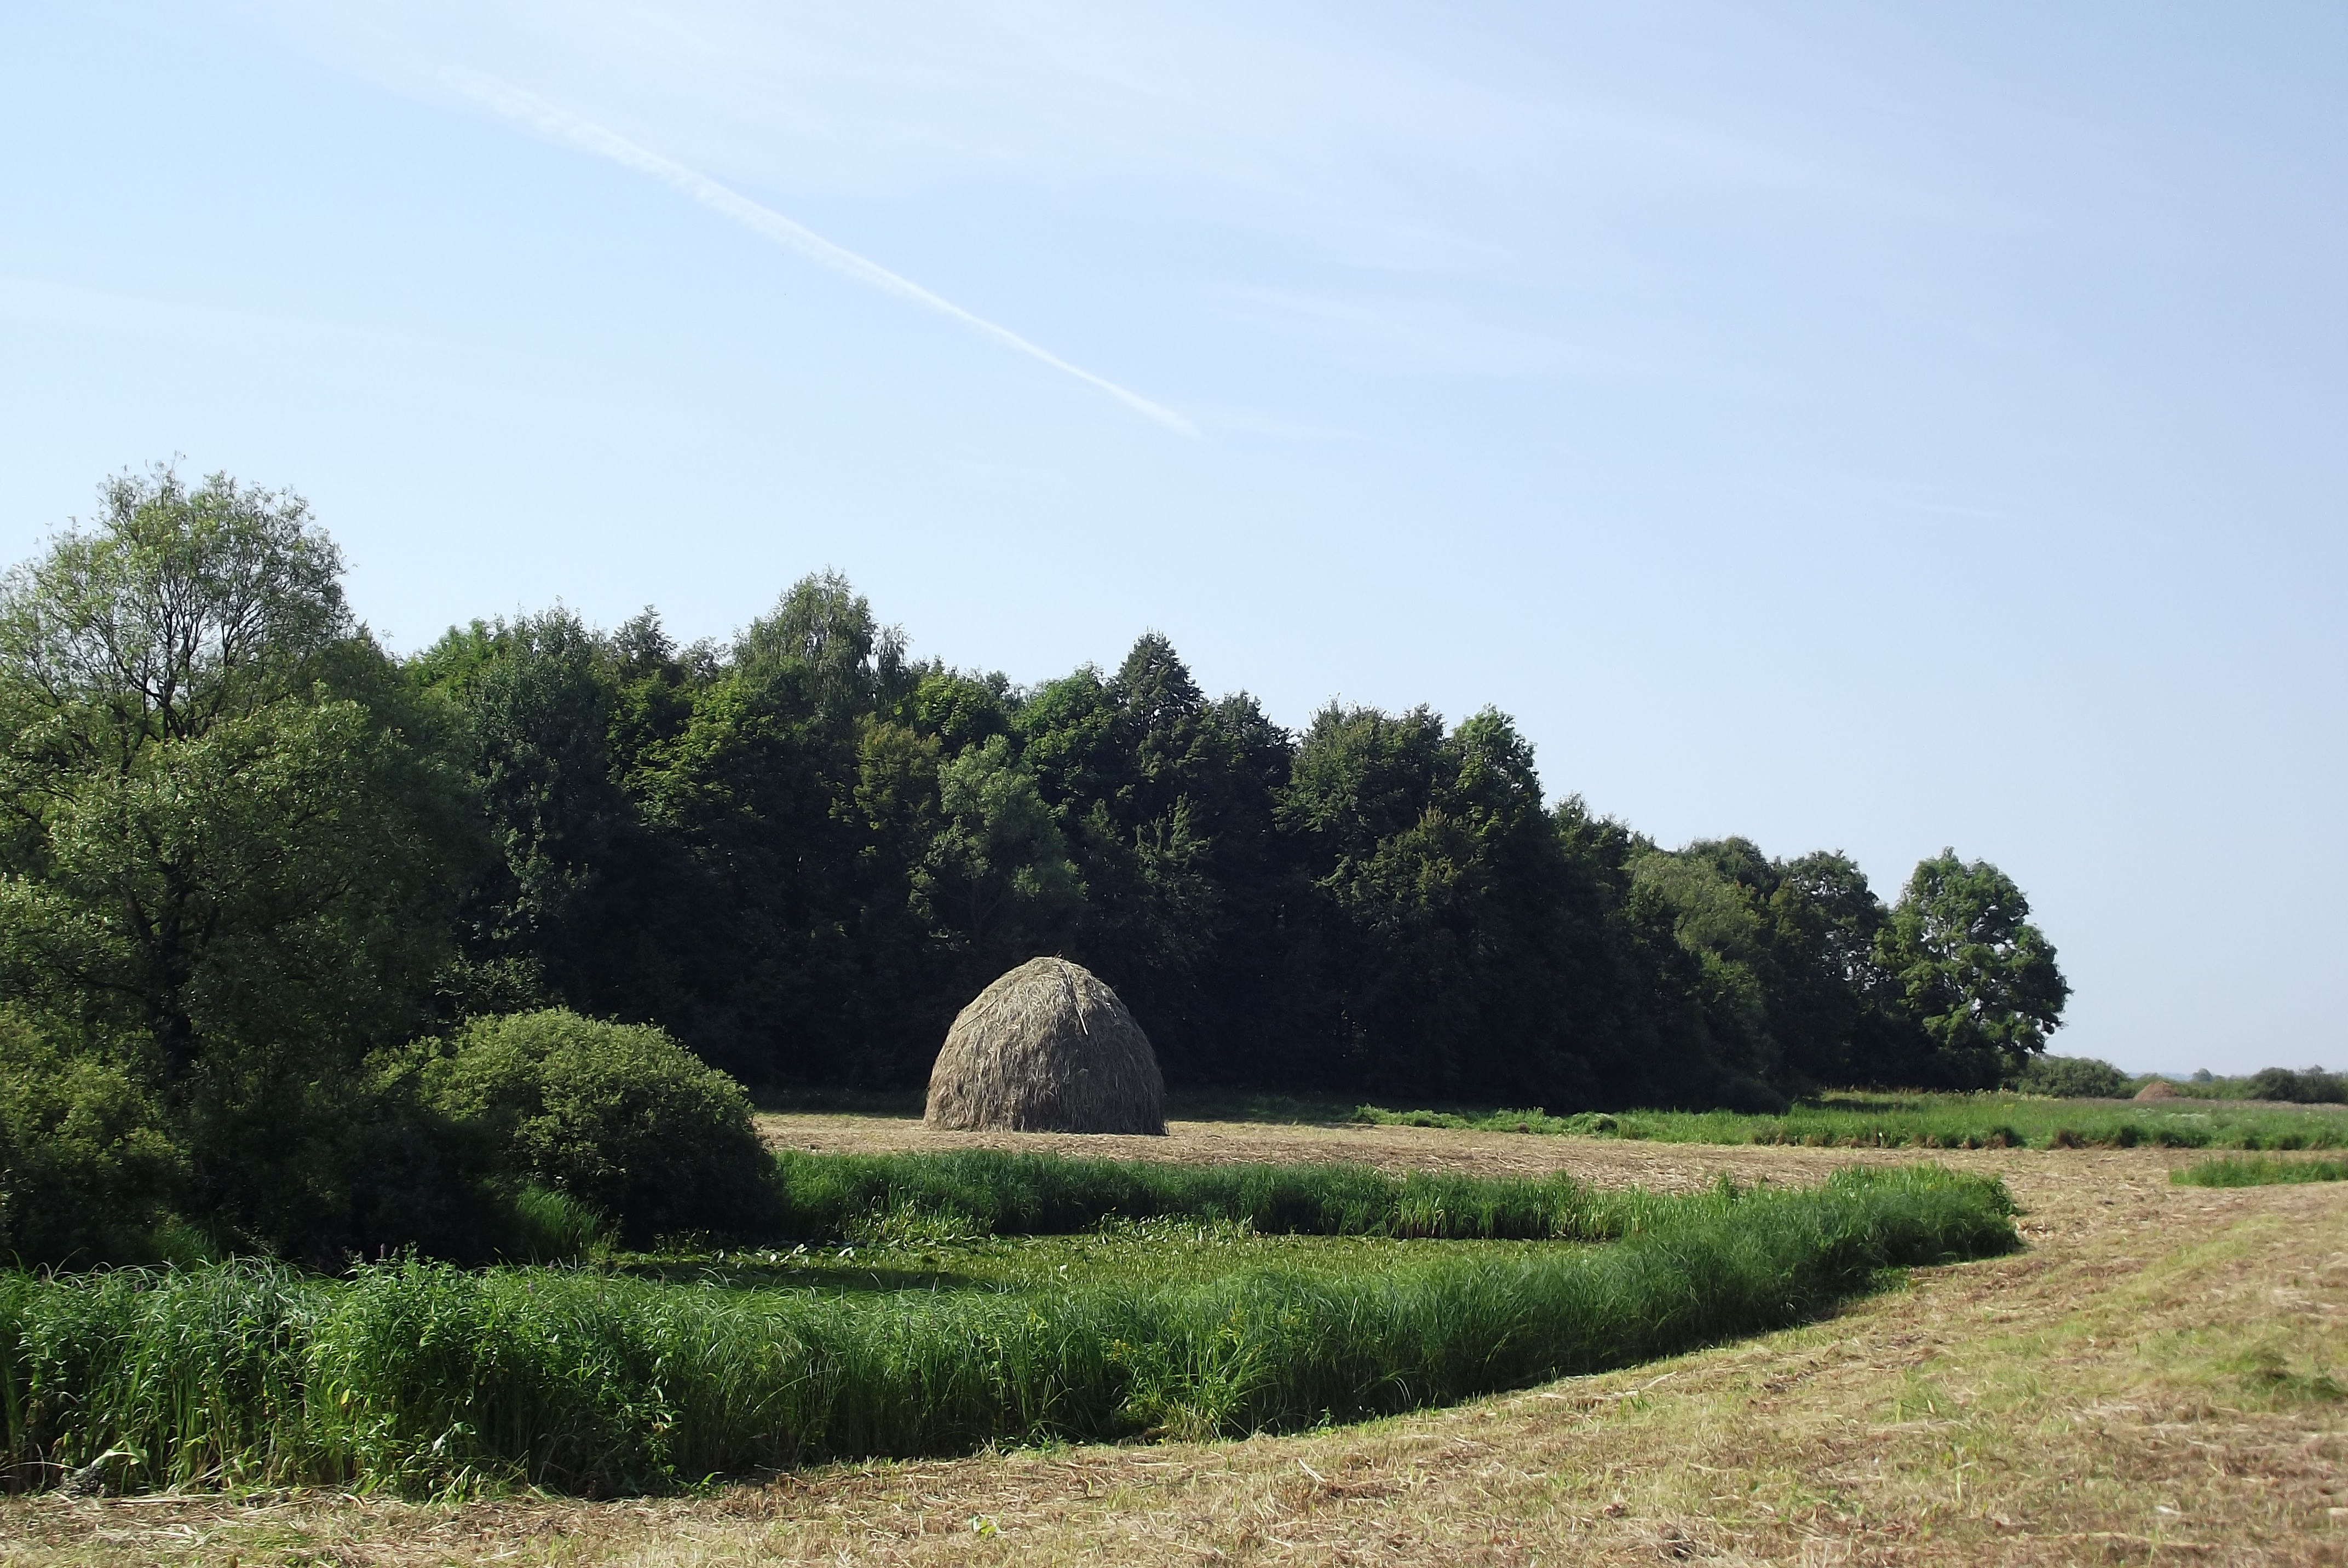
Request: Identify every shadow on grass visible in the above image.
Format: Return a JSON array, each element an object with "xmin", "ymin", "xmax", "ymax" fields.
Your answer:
[
  {"xmin": 1162, "ymin": 1089, "xmax": 1364, "ymax": 1124},
  {"xmin": 751, "ymin": 1086, "xmax": 925, "ymax": 1117}
]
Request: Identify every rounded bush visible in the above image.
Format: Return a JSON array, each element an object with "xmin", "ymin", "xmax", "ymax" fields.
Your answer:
[
  {"xmin": 420, "ymin": 1010, "xmax": 772, "ymax": 1243},
  {"xmin": 2009, "ymin": 1054, "xmax": 2128, "ymax": 1099},
  {"xmin": 2246, "ymin": 1067, "xmax": 2348, "ymax": 1105}
]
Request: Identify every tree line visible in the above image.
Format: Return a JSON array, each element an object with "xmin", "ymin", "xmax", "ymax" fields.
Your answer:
[
  {"xmin": 408, "ymin": 541, "xmax": 2067, "ymax": 1110},
  {"xmin": 0, "ymin": 469, "xmax": 2069, "ymax": 1255}
]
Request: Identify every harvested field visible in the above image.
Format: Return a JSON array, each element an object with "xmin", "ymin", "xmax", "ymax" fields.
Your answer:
[{"xmin": 5, "ymin": 1116, "xmax": 2344, "ymax": 1566}]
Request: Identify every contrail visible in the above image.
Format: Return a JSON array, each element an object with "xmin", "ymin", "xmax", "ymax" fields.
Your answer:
[{"xmin": 465, "ymin": 78, "xmax": 1196, "ymax": 436}]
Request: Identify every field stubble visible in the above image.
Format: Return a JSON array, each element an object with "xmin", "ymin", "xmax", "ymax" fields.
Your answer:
[{"xmin": 3, "ymin": 1116, "xmax": 2342, "ymax": 1566}]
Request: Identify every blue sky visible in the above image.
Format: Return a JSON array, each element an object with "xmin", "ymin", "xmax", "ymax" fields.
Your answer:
[{"xmin": 2, "ymin": 3, "xmax": 2341, "ymax": 1074}]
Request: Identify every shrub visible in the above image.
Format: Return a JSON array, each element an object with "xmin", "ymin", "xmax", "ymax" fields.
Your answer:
[
  {"xmin": 2245, "ymin": 1067, "xmax": 2348, "ymax": 1105},
  {"xmin": 0, "ymin": 1012, "xmax": 520, "ymax": 1270},
  {"xmin": 2009, "ymin": 1054, "xmax": 2129, "ymax": 1098},
  {"xmin": 419, "ymin": 1011, "xmax": 772, "ymax": 1244},
  {"xmin": 173, "ymin": 1060, "xmax": 522, "ymax": 1267},
  {"xmin": 0, "ymin": 1017, "xmax": 188, "ymax": 1266}
]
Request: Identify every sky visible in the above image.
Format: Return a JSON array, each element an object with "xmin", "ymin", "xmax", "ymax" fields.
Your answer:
[{"xmin": 1, "ymin": 3, "xmax": 2341, "ymax": 1075}]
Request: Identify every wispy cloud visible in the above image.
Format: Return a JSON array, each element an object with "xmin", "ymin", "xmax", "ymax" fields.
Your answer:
[{"xmin": 463, "ymin": 77, "xmax": 1196, "ymax": 436}]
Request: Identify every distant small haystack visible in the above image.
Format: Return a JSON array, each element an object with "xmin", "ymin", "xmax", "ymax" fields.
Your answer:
[
  {"xmin": 2134, "ymin": 1079, "xmax": 2181, "ymax": 1101},
  {"xmin": 925, "ymin": 957, "xmax": 1166, "ymax": 1134}
]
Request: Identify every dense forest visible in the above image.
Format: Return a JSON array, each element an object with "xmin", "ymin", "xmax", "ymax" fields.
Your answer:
[{"xmin": 0, "ymin": 469, "xmax": 2069, "ymax": 1259}]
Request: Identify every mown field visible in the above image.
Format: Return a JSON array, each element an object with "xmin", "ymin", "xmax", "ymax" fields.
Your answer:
[{"xmin": 5, "ymin": 1115, "xmax": 2346, "ymax": 1565}]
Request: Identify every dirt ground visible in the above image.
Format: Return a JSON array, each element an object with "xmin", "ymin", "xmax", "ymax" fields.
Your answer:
[{"xmin": 5, "ymin": 1115, "xmax": 2344, "ymax": 1566}]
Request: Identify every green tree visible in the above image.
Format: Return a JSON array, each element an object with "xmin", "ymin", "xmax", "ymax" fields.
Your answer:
[
  {"xmin": 412, "ymin": 608, "xmax": 703, "ymax": 1023},
  {"xmin": 1014, "ymin": 636, "xmax": 1298, "ymax": 1081},
  {"xmin": 0, "ymin": 468, "xmax": 475, "ymax": 1253},
  {"xmin": 0, "ymin": 469, "xmax": 469, "ymax": 1091},
  {"xmin": 1550, "ymin": 800, "xmax": 1737, "ymax": 1109},
  {"xmin": 1630, "ymin": 841, "xmax": 1910, "ymax": 1095},
  {"xmin": 584, "ymin": 574, "xmax": 932, "ymax": 1085},
  {"xmin": 734, "ymin": 569, "xmax": 906, "ymax": 719},
  {"xmin": 1281, "ymin": 704, "xmax": 1603, "ymax": 1102},
  {"xmin": 1628, "ymin": 841, "xmax": 1780, "ymax": 1087},
  {"xmin": 913, "ymin": 734, "xmax": 1085, "ymax": 958},
  {"xmin": 1764, "ymin": 850, "xmax": 1905, "ymax": 1087},
  {"xmin": 1878, "ymin": 851, "xmax": 2069, "ymax": 1087}
]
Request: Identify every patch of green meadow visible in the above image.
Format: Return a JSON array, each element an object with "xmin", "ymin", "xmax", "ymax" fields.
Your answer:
[
  {"xmin": 2170, "ymin": 1154, "xmax": 2348, "ymax": 1187},
  {"xmin": 638, "ymin": 1213, "xmax": 1574, "ymax": 1300},
  {"xmin": 1354, "ymin": 1091, "xmax": 2348, "ymax": 1151},
  {"xmin": 1, "ymin": 1163, "xmax": 2015, "ymax": 1497},
  {"xmin": 766, "ymin": 1147, "xmax": 1633, "ymax": 1243}
]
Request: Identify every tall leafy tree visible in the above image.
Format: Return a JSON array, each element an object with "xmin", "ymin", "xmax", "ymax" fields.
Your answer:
[
  {"xmin": 1280, "ymin": 704, "xmax": 1596, "ymax": 1102},
  {"xmin": 734, "ymin": 569, "xmax": 907, "ymax": 719},
  {"xmin": 913, "ymin": 734, "xmax": 1084, "ymax": 958},
  {"xmin": 1629, "ymin": 840, "xmax": 1782, "ymax": 1089},
  {"xmin": 413, "ymin": 609, "xmax": 639, "ymax": 1017},
  {"xmin": 0, "ymin": 468, "xmax": 475, "ymax": 1251},
  {"xmin": 1631, "ymin": 840, "xmax": 1908, "ymax": 1096},
  {"xmin": 0, "ymin": 469, "xmax": 468, "ymax": 1087},
  {"xmin": 1877, "ymin": 851, "xmax": 2069, "ymax": 1087},
  {"xmin": 609, "ymin": 574, "xmax": 926, "ymax": 1083},
  {"xmin": 1014, "ymin": 635, "xmax": 1297, "ymax": 1082},
  {"xmin": 1763, "ymin": 850, "xmax": 1903, "ymax": 1086},
  {"xmin": 1549, "ymin": 799, "xmax": 1729, "ymax": 1108}
]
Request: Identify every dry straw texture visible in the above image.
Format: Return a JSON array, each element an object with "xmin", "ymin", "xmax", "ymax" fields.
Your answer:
[{"xmin": 925, "ymin": 958, "xmax": 1165, "ymax": 1134}]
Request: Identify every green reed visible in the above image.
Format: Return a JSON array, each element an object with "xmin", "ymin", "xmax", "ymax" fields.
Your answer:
[
  {"xmin": 769, "ymin": 1148, "xmax": 1640, "ymax": 1241},
  {"xmin": 1, "ymin": 1163, "xmax": 2013, "ymax": 1496},
  {"xmin": 2171, "ymin": 1155, "xmax": 2348, "ymax": 1187}
]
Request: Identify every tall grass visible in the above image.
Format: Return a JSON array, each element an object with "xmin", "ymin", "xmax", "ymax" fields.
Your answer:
[
  {"xmin": 1353, "ymin": 1093, "xmax": 2348, "ymax": 1152},
  {"xmin": 2171, "ymin": 1155, "xmax": 2348, "ymax": 1187},
  {"xmin": 0, "ymin": 1263, "xmax": 318, "ymax": 1492},
  {"xmin": 770, "ymin": 1148, "xmax": 1629, "ymax": 1241},
  {"xmin": 1, "ymin": 1165, "xmax": 2014, "ymax": 1496}
]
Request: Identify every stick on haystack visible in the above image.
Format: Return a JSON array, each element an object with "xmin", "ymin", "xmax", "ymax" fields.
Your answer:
[{"xmin": 925, "ymin": 956, "xmax": 1166, "ymax": 1134}]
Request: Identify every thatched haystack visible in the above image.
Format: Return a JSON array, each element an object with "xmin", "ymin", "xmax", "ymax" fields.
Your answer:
[
  {"xmin": 925, "ymin": 957, "xmax": 1166, "ymax": 1134},
  {"xmin": 2133, "ymin": 1079, "xmax": 2181, "ymax": 1101}
]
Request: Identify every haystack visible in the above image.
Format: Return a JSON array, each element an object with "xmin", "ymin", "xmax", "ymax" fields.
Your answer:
[
  {"xmin": 925, "ymin": 957, "xmax": 1166, "ymax": 1134},
  {"xmin": 2133, "ymin": 1079, "xmax": 2181, "ymax": 1101}
]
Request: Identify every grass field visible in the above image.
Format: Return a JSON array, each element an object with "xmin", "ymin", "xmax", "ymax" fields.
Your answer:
[
  {"xmin": 1354, "ymin": 1089, "xmax": 2348, "ymax": 1150},
  {"xmin": 766, "ymin": 1146, "xmax": 1625, "ymax": 1240},
  {"xmin": 6, "ymin": 1120, "xmax": 2344, "ymax": 1565},
  {"xmin": 2173, "ymin": 1154, "xmax": 2348, "ymax": 1186},
  {"xmin": 0, "ymin": 1164, "xmax": 2009, "ymax": 1497},
  {"xmin": 762, "ymin": 1086, "xmax": 2348, "ymax": 1152}
]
